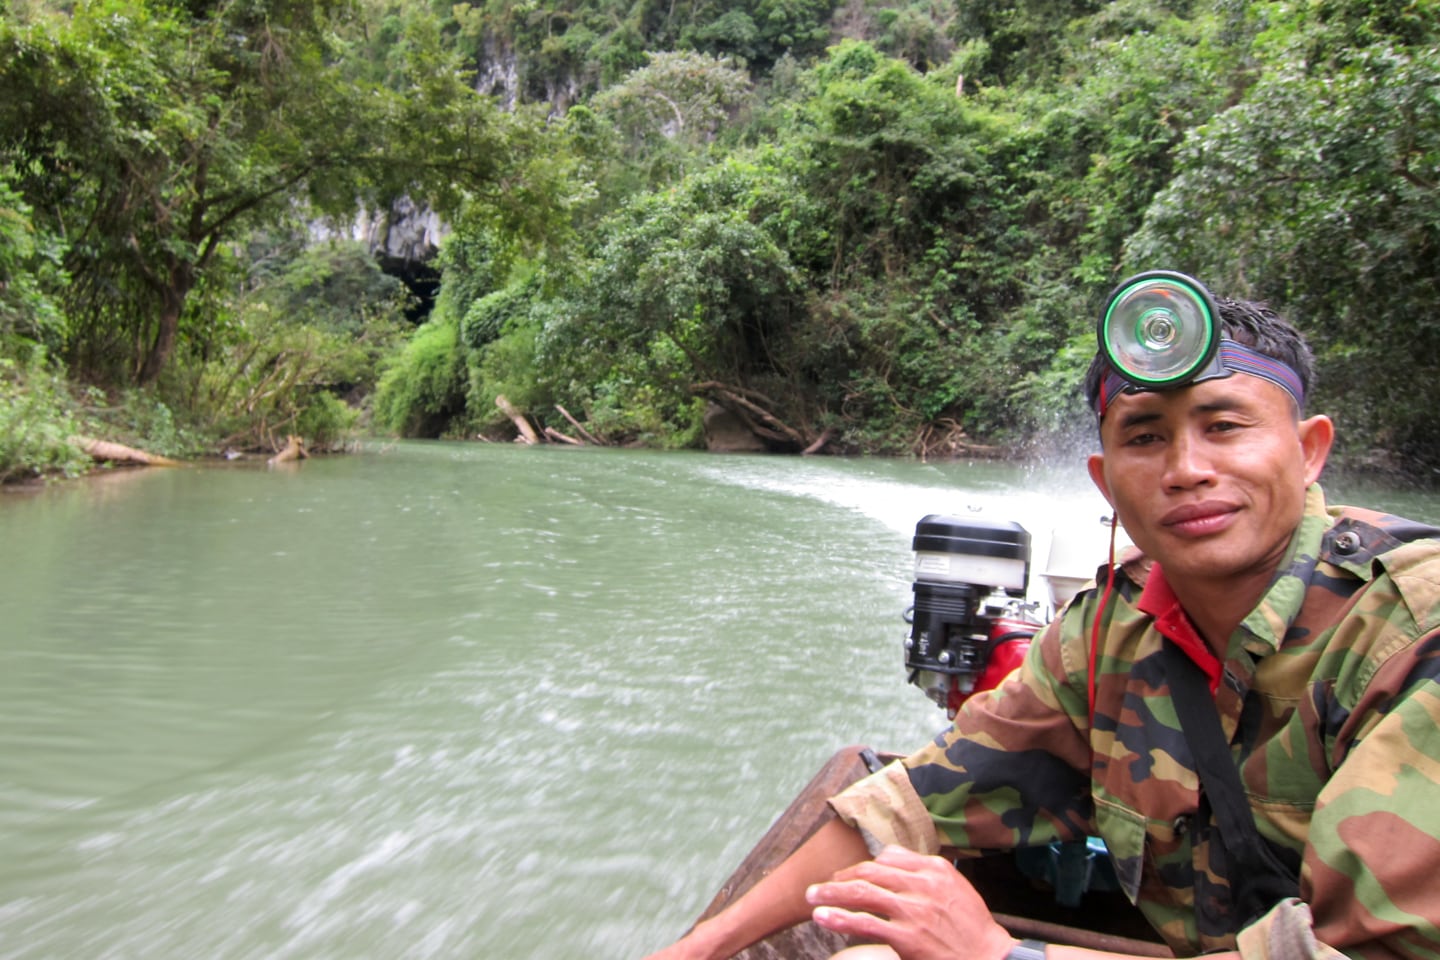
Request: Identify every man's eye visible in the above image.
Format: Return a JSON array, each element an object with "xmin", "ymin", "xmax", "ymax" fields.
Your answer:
[{"xmin": 1126, "ymin": 433, "xmax": 1160, "ymax": 447}]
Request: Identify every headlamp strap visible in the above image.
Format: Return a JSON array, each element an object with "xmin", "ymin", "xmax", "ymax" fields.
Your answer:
[
  {"xmin": 1097, "ymin": 340, "xmax": 1304, "ymax": 417},
  {"xmin": 1215, "ymin": 342, "xmax": 1305, "ymax": 408}
]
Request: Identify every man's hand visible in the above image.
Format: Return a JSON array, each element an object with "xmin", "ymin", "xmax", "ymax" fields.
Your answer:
[{"xmin": 806, "ymin": 845, "xmax": 1016, "ymax": 960}]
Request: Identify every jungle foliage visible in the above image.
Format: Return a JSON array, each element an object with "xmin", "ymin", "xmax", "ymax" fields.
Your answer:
[
  {"xmin": 3, "ymin": 0, "xmax": 1440, "ymax": 478},
  {"xmin": 377, "ymin": 0, "xmax": 1440, "ymax": 473}
]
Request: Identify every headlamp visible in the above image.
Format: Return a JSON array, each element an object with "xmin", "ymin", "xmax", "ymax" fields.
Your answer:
[
  {"xmin": 1099, "ymin": 271, "xmax": 1220, "ymax": 389},
  {"xmin": 1094, "ymin": 271, "xmax": 1305, "ymax": 416}
]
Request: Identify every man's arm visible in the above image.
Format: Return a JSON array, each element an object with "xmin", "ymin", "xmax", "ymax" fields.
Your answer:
[{"xmin": 643, "ymin": 818, "xmax": 872, "ymax": 960}]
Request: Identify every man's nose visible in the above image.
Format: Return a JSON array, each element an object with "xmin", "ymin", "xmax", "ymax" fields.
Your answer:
[{"xmin": 1162, "ymin": 431, "xmax": 1217, "ymax": 490}]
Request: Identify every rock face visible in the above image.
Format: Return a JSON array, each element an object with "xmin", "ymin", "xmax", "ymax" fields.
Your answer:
[
  {"xmin": 704, "ymin": 402, "xmax": 767, "ymax": 452},
  {"xmin": 474, "ymin": 32, "xmax": 521, "ymax": 110},
  {"xmin": 304, "ymin": 37, "xmax": 587, "ymax": 320},
  {"xmin": 472, "ymin": 30, "xmax": 583, "ymax": 116},
  {"xmin": 311, "ymin": 198, "xmax": 446, "ymax": 319},
  {"xmin": 306, "ymin": 36, "xmax": 587, "ymax": 319},
  {"xmin": 313, "ymin": 196, "xmax": 448, "ymax": 265}
]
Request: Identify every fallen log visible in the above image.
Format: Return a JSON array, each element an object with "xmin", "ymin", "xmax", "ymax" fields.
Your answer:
[
  {"xmin": 801, "ymin": 428, "xmax": 835, "ymax": 456},
  {"xmin": 268, "ymin": 434, "xmax": 308, "ymax": 465},
  {"xmin": 543, "ymin": 426, "xmax": 583, "ymax": 446},
  {"xmin": 914, "ymin": 417, "xmax": 1007, "ymax": 459},
  {"xmin": 555, "ymin": 404, "xmax": 604, "ymax": 445},
  {"xmin": 691, "ymin": 381, "xmax": 808, "ymax": 447},
  {"xmin": 70, "ymin": 436, "xmax": 181, "ymax": 467},
  {"xmin": 496, "ymin": 394, "xmax": 540, "ymax": 445}
]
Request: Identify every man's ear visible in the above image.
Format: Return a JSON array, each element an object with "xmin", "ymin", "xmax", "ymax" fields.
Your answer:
[
  {"xmin": 1298, "ymin": 414, "xmax": 1335, "ymax": 486},
  {"xmin": 1087, "ymin": 452, "xmax": 1114, "ymax": 507}
]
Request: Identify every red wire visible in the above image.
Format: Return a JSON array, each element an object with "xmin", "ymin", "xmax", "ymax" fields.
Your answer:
[{"xmin": 1088, "ymin": 515, "xmax": 1119, "ymax": 726}]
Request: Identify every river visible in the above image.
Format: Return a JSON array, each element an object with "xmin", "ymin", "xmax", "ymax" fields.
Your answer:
[{"xmin": 1, "ymin": 443, "xmax": 1436, "ymax": 959}]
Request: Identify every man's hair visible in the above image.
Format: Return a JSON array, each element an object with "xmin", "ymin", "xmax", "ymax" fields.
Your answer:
[{"xmin": 1083, "ymin": 295, "xmax": 1316, "ymax": 415}]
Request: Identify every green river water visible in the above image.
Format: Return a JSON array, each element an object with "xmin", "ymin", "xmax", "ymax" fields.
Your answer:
[{"xmin": 1, "ymin": 442, "xmax": 1436, "ymax": 959}]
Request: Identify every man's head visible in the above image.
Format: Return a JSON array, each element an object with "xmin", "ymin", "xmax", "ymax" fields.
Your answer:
[{"xmin": 1083, "ymin": 287, "xmax": 1334, "ymax": 593}]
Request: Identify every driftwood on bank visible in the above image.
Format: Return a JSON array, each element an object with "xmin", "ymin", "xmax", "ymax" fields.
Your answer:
[
  {"xmin": 691, "ymin": 381, "xmax": 831, "ymax": 453},
  {"xmin": 496, "ymin": 394, "xmax": 541, "ymax": 445},
  {"xmin": 692, "ymin": 382, "xmax": 805, "ymax": 446},
  {"xmin": 543, "ymin": 426, "xmax": 583, "ymax": 446},
  {"xmin": 801, "ymin": 428, "xmax": 835, "ymax": 456},
  {"xmin": 916, "ymin": 418, "xmax": 1003, "ymax": 460},
  {"xmin": 70, "ymin": 436, "xmax": 180, "ymax": 467},
  {"xmin": 268, "ymin": 434, "xmax": 308, "ymax": 465},
  {"xmin": 556, "ymin": 404, "xmax": 604, "ymax": 445}
]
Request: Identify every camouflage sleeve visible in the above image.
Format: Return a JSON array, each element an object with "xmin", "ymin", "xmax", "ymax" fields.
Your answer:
[
  {"xmin": 828, "ymin": 615, "xmax": 1093, "ymax": 855},
  {"xmin": 1297, "ymin": 626, "xmax": 1440, "ymax": 960},
  {"xmin": 1241, "ymin": 523, "xmax": 1440, "ymax": 960},
  {"xmin": 898, "ymin": 616, "xmax": 1095, "ymax": 852},
  {"xmin": 828, "ymin": 760, "xmax": 943, "ymax": 856}
]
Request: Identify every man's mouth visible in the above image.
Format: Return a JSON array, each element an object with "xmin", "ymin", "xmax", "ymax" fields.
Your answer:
[{"xmin": 1160, "ymin": 501, "xmax": 1240, "ymax": 537}]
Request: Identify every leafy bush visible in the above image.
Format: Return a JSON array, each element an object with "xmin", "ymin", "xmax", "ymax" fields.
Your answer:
[
  {"xmin": 167, "ymin": 239, "xmax": 409, "ymax": 451},
  {"xmin": 0, "ymin": 356, "xmax": 89, "ymax": 483},
  {"xmin": 294, "ymin": 391, "xmax": 360, "ymax": 449},
  {"xmin": 93, "ymin": 389, "xmax": 204, "ymax": 459},
  {"xmin": 554, "ymin": 157, "xmax": 807, "ymax": 417},
  {"xmin": 469, "ymin": 316, "xmax": 546, "ymax": 428},
  {"xmin": 460, "ymin": 273, "xmax": 541, "ymax": 351},
  {"xmin": 583, "ymin": 378, "xmax": 708, "ymax": 449},
  {"xmin": 372, "ymin": 315, "xmax": 466, "ymax": 437}
]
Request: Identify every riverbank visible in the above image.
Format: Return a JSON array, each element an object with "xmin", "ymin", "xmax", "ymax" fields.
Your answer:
[
  {"xmin": 0, "ymin": 359, "xmax": 335, "ymax": 485},
  {"xmin": 6, "ymin": 361, "xmax": 1439, "ymax": 490}
]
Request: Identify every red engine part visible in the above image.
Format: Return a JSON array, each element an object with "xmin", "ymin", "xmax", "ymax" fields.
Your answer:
[{"xmin": 944, "ymin": 615, "xmax": 1039, "ymax": 717}]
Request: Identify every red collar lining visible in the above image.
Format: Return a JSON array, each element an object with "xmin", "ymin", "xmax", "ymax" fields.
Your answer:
[{"xmin": 1135, "ymin": 563, "xmax": 1222, "ymax": 693}]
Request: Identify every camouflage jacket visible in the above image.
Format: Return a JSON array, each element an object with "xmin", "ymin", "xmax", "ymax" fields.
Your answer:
[{"xmin": 831, "ymin": 485, "xmax": 1440, "ymax": 960}]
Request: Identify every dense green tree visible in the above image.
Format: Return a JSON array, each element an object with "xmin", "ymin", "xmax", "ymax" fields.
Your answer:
[
  {"xmin": 590, "ymin": 50, "xmax": 754, "ymax": 181},
  {"xmin": 950, "ymin": 0, "xmax": 1105, "ymax": 86},
  {"xmin": 1127, "ymin": 5, "xmax": 1440, "ymax": 467},
  {"xmin": 548, "ymin": 157, "xmax": 809, "ymax": 444},
  {"xmin": 372, "ymin": 312, "xmax": 468, "ymax": 437},
  {"xmin": 0, "ymin": 0, "xmax": 507, "ymax": 387},
  {"xmin": 681, "ymin": 0, "xmax": 837, "ymax": 67},
  {"xmin": 0, "ymin": 169, "xmax": 67, "ymax": 359}
]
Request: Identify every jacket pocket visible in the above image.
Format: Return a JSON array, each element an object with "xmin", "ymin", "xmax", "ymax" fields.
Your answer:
[{"xmin": 1093, "ymin": 796, "xmax": 1148, "ymax": 904}]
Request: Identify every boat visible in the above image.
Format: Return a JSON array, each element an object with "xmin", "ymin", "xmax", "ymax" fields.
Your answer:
[{"xmin": 691, "ymin": 747, "xmax": 1173, "ymax": 960}]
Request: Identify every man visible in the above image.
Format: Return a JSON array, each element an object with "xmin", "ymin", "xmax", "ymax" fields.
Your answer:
[{"xmin": 645, "ymin": 279, "xmax": 1440, "ymax": 960}]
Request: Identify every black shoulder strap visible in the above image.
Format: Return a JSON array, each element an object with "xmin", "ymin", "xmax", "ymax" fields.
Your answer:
[{"xmin": 1160, "ymin": 641, "xmax": 1300, "ymax": 929}]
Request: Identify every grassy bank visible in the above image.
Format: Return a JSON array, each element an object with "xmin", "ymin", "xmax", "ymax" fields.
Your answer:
[{"xmin": 0, "ymin": 356, "xmax": 214, "ymax": 484}]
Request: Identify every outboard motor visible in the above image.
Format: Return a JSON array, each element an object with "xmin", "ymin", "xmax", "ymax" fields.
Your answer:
[{"xmin": 905, "ymin": 515, "xmax": 1042, "ymax": 718}]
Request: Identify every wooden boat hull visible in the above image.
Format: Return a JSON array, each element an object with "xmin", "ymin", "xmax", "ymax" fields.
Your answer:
[{"xmin": 694, "ymin": 747, "xmax": 1174, "ymax": 960}]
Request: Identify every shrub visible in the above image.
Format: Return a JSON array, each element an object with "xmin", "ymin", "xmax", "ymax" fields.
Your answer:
[
  {"xmin": 0, "ymin": 356, "xmax": 89, "ymax": 482},
  {"xmin": 294, "ymin": 391, "xmax": 360, "ymax": 449},
  {"xmin": 372, "ymin": 315, "xmax": 466, "ymax": 437}
]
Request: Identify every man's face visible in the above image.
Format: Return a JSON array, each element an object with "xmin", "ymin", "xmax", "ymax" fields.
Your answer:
[{"xmin": 1086, "ymin": 373, "xmax": 1333, "ymax": 589}]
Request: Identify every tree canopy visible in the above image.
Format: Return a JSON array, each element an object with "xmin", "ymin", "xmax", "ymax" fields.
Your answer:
[{"xmin": 0, "ymin": 0, "xmax": 508, "ymax": 386}]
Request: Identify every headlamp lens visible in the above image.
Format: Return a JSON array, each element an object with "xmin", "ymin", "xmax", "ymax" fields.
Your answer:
[{"xmin": 1100, "ymin": 272, "xmax": 1218, "ymax": 387}]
